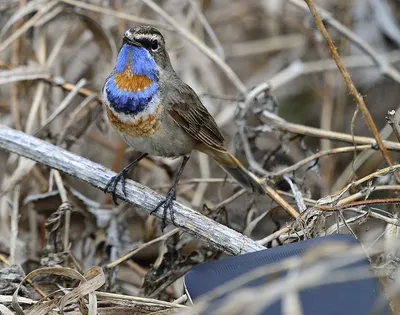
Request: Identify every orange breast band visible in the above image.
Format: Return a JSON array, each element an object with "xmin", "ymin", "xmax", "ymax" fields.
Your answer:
[
  {"xmin": 114, "ymin": 65, "xmax": 152, "ymax": 92},
  {"xmin": 106, "ymin": 104, "xmax": 161, "ymax": 137}
]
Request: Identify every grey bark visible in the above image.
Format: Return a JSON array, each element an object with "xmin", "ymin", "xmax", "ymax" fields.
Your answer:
[{"xmin": 0, "ymin": 125, "xmax": 264, "ymax": 255}]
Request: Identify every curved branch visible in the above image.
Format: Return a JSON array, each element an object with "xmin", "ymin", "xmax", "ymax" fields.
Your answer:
[{"xmin": 0, "ymin": 125, "xmax": 264, "ymax": 255}]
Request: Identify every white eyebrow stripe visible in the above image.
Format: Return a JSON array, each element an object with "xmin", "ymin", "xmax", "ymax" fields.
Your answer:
[{"xmin": 132, "ymin": 34, "xmax": 160, "ymax": 41}]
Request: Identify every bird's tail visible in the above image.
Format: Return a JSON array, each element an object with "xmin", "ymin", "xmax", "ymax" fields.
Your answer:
[{"xmin": 208, "ymin": 149, "xmax": 265, "ymax": 194}]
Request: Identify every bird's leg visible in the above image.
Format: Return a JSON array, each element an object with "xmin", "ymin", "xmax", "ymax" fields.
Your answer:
[
  {"xmin": 104, "ymin": 153, "xmax": 148, "ymax": 205},
  {"xmin": 151, "ymin": 155, "xmax": 190, "ymax": 231}
]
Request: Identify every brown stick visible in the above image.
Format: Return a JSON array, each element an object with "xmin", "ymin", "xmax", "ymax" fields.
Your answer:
[{"xmin": 304, "ymin": 0, "xmax": 400, "ymax": 182}]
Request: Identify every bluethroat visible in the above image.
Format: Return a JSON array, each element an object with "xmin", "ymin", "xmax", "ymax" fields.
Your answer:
[{"xmin": 102, "ymin": 25, "xmax": 264, "ymax": 229}]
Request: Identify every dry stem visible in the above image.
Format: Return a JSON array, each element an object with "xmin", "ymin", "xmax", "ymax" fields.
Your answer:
[{"xmin": 303, "ymin": 0, "xmax": 399, "ymax": 182}]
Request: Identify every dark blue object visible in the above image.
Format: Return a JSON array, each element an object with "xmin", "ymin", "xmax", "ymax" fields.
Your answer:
[{"xmin": 184, "ymin": 234, "xmax": 389, "ymax": 315}]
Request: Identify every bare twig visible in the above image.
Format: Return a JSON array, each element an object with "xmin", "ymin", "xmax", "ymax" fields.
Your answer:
[
  {"xmin": 264, "ymin": 186, "xmax": 300, "ymax": 219},
  {"xmin": 303, "ymin": 0, "xmax": 399, "ymax": 182},
  {"xmin": 0, "ymin": 0, "xmax": 59, "ymax": 53},
  {"xmin": 386, "ymin": 110, "xmax": 400, "ymax": 143},
  {"xmin": 257, "ymin": 227, "xmax": 291, "ymax": 246},
  {"xmin": 315, "ymin": 199, "xmax": 400, "ymax": 226},
  {"xmin": 59, "ymin": 0, "xmax": 171, "ymax": 30},
  {"xmin": 338, "ymin": 185, "xmax": 400, "ymax": 205},
  {"xmin": 0, "ymin": 126, "xmax": 264, "ymax": 255},
  {"xmin": 263, "ymin": 112, "xmax": 400, "ymax": 151},
  {"xmin": 352, "ymin": 164, "xmax": 400, "ymax": 187},
  {"xmin": 272, "ymin": 145, "xmax": 373, "ymax": 177},
  {"xmin": 141, "ymin": 0, "xmax": 246, "ymax": 92},
  {"xmin": 9, "ymin": 184, "xmax": 20, "ymax": 264},
  {"xmin": 225, "ymin": 34, "xmax": 304, "ymax": 58},
  {"xmin": 53, "ymin": 170, "xmax": 70, "ymax": 251},
  {"xmin": 191, "ymin": 153, "xmax": 210, "ymax": 207},
  {"xmin": 106, "ymin": 228, "xmax": 179, "ymax": 268},
  {"xmin": 34, "ymin": 78, "xmax": 87, "ymax": 136},
  {"xmin": 289, "ymin": 0, "xmax": 400, "ymax": 83},
  {"xmin": 333, "ymin": 106, "xmax": 400, "ymax": 191},
  {"xmin": 95, "ymin": 291, "xmax": 187, "ymax": 309},
  {"xmin": 188, "ymin": 0, "xmax": 224, "ymax": 59},
  {"xmin": 210, "ymin": 176, "xmax": 299, "ymax": 220},
  {"xmin": 238, "ymin": 125, "xmax": 269, "ymax": 176},
  {"xmin": 283, "ymin": 175, "xmax": 306, "ymax": 213},
  {"xmin": 217, "ymin": 49, "xmax": 400, "ymax": 128}
]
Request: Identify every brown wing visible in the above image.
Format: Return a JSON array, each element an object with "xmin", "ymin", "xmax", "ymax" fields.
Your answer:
[{"xmin": 166, "ymin": 83, "xmax": 225, "ymax": 152}]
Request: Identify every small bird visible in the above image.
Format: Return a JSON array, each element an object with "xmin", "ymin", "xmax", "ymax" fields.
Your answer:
[{"xmin": 102, "ymin": 25, "xmax": 264, "ymax": 229}]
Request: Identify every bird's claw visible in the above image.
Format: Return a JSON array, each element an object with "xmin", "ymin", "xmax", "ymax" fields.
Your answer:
[
  {"xmin": 151, "ymin": 188, "xmax": 176, "ymax": 231},
  {"xmin": 104, "ymin": 169, "xmax": 128, "ymax": 205}
]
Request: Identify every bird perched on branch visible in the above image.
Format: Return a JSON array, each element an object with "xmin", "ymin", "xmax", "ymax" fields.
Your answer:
[{"xmin": 102, "ymin": 25, "xmax": 264, "ymax": 230}]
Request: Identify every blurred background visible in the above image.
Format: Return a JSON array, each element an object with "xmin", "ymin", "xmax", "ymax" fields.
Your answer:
[{"xmin": 1, "ymin": 0, "xmax": 400, "ymax": 312}]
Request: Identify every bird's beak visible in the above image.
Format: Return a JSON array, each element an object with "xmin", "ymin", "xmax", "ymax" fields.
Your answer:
[{"xmin": 123, "ymin": 36, "xmax": 142, "ymax": 47}]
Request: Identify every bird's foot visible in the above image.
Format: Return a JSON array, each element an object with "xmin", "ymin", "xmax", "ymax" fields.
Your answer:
[
  {"xmin": 151, "ymin": 187, "xmax": 176, "ymax": 231},
  {"xmin": 104, "ymin": 168, "xmax": 129, "ymax": 205}
]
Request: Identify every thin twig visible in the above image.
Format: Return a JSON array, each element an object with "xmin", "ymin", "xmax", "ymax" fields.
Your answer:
[
  {"xmin": 217, "ymin": 49, "xmax": 400, "ymax": 128},
  {"xmin": 95, "ymin": 291, "xmax": 187, "ymax": 309},
  {"xmin": 9, "ymin": 184, "xmax": 20, "ymax": 264},
  {"xmin": 386, "ymin": 110, "xmax": 400, "ymax": 143},
  {"xmin": 211, "ymin": 177, "xmax": 299, "ymax": 220},
  {"xmin": 352, "ymin": 164, "xmax": 400, "ymax": 188},
  {"xmin": 257, "ymin": 226, "xmax": 291, "ymax": 246},
  {"xmin": 225, "ymin": 34, "xmax": 304, "ymax": 58},
  {"xmin": 264, "ymin": 185, "xmax": 300, "ymax": 219},
  {"xmin": 289, "ymin": 0, "xmax": 400, "ymax": 83},
  {"xmin": 338, "ymin": 185, "xmax": 400, "ymax": 206},
  {"xmin": 283, "ymin": 175, "xmax": 306, "ymax": 213},
  {"xmin": 141, "ymin": 0, "xmax": 246, "ymax": 92},
  {"xmin": 315, "ymin": 198, "xmax": 400, "ymax": 226},
  {"xmin": 59, "ymin": 0, "xmax": 171, "ymax": 30},
  {"xmin": 303, "ymin": 0, "xmax": 399, "ymax": 182},
  {"xmin": 238, "ymin": 125, "xmax": 269, "ymax": 176},
  {"xmin": 272, "ymin": 145, "xmax": 373, "ymax": 177},
  {"xmin": 332, "ymin": 105, "xmax": 400, "ymax": 191},
  {"xmin": 0, "ymin": 0, "xmax": 59, "ymax": 53},
  {"xmin": 53, "ymin": 170, "xmax": 70, "ymax": 251},
  {"xmin": 263, "ymin": 112, "xmax": 400, "ymax": 151},
  {"xmin": 107, "ymin": 228, "xmax": 180, "ymax": 268},
  {"xmin": 34, "ymin": 78, "xmax": 87, "ymax": 136},
  {"xmin": 188, "ymin": 0, "xmax": 225, "ymax": 59}
]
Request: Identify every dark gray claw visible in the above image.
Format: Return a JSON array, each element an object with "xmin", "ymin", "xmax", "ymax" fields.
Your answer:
[
  {"xmin": 104, "ymin": 169, "xmax": 128, "ymax": 205},
  {"xmin": 103, "ymin": 153, "xmax": 148, "ymax": 205},
  {"xmin": 151, "ymin": 187, "xmax": 176, "ymax": 231}
]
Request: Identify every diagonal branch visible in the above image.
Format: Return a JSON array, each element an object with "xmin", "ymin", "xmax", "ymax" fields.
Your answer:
[
  {"xmin": 0, "ymin": 125, "xmax": 264, "ymax": 255},
  {"xmin": 303, "ymin": 0, "xmax": 400, "ymax": 183}
]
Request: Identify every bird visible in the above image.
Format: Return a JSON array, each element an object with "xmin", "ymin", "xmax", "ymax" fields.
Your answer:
[{"xmin": 102, "ymin": 25, "xmax": 264, "ymax": 230}]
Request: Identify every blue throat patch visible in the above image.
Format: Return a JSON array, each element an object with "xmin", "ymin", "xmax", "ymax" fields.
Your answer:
[{"xmin": 105, "ymin": 44, "xmax": 159, "ymax": 115}]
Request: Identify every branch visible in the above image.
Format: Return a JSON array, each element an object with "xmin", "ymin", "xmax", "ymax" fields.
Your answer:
[
  {"xmin": 262, "ymin": 111, "xmax": 400, "ymax": 151},
  {"xmin": 0, "ymin": 125, "xmax": 264, "ymax": 255},
  {"xmin": 290, "ymin": 0, "xmax": 400, "ymax": 83},
  {"xmin": 141, "ymin": 0, "xmax": 246, "ymax": 93},
  {"xmin": 303, "ymin": 0, "xmax": 400, "ymax": 182},
  {"xmin": 386, "ymin": 110, "xmax": 400, "ymax": 143}
]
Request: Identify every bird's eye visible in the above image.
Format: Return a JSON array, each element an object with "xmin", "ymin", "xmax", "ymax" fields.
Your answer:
[{"xmin": 151, "ymin": 39, "xmax": 159, "ymax": 51}]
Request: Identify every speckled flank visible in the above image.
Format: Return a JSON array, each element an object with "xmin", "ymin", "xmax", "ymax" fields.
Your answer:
[
  {"xmin": 106, "ymin": 103, "xmax": 161, "ymax": 137},
  {"xmin": 114, "ymin": 64, "xmax": 152, "ymax": 92}
]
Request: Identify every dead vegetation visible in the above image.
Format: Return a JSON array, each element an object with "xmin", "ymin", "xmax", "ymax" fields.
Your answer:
[{"xmin": 1, "ymin": 0, "xmax": 400, "ymax": 314}]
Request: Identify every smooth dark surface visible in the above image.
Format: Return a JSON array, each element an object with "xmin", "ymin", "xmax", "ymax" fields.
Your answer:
[{"xmin": 184, "ymin": 234, "xmax": 389, "ymax": 315}]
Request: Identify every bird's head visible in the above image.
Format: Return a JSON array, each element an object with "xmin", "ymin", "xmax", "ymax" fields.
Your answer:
[
  {"xmin": 122, "ymin": 25, "xmax": 170, "ymax": 70},
  {"xmin": 104, "ymin": 26, "xmax": 172, "ymax": 114}
]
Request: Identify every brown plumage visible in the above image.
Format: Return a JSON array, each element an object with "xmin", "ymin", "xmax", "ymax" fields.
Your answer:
[
  {"xmin": 103, "ymin": 25, "xmax": 264, "ymax": 228},
  {"xmin": 164, "ymin": 82, "xmax": 264, "ymax": 193}
]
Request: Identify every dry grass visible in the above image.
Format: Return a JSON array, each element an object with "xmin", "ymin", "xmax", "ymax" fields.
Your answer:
[{"xmin": 1, "ymin": 0, "xmax": 400, "ymax": 314}]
